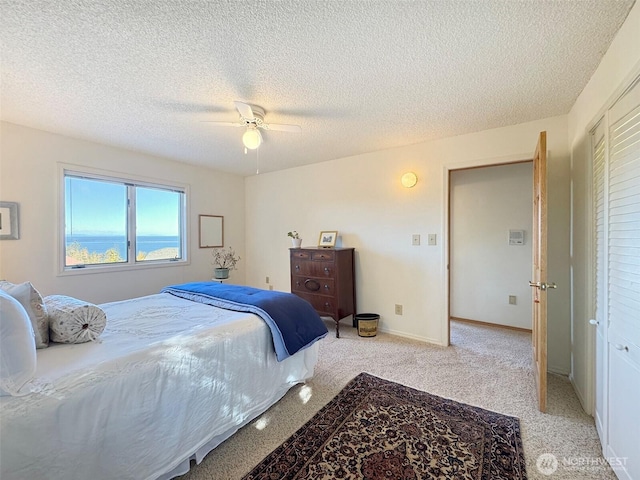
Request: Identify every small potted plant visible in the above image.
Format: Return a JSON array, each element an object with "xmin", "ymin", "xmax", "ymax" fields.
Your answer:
[
  {"xmin": 288, "ymin": 231, "xmax": 302, "ymax": 248},
  {"xmin": 211, "ymin": 247, "xmax": 241, "ymax": 279}
]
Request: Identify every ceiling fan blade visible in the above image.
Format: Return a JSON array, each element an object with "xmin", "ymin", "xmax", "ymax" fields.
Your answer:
[
  {"xmin": 234, "ymin": 101, "xmax": 255, "ymax": 120},
  {"xmin": 263, "ymin": 123, "xmax": 302, "ymax": 133},
  {"xmin": 200, "ymin": 121, "xmax": 242, "ymax": 127}
]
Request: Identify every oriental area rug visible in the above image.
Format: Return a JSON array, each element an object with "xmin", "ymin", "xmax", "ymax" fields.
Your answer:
[{"xmin": 242, "ymin": 373, "xmax": 527, "ymax": 480}]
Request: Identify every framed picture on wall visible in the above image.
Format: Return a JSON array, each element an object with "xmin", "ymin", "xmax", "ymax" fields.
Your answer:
[
  {"xmin": 0, "ymin": 202, "xmax": 20, "ymax": 240},
  {"xmin": 318, "ymin": 230, "xmax": 337, "ymax": 248},
  {"xmin": 199, "ymin": 214, "xmax": 224, "ymax": 248}
]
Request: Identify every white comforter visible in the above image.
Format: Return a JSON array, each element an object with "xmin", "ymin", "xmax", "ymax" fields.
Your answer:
[{"xmin": 0, "ymin": 293, "xmax": 319, "ymax": 480}]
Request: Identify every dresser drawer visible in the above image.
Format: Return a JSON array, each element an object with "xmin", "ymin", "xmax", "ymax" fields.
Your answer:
[
  {"xmin": 311, "ymin": 250, "xmax": 335, "ymax": 262},
  {"xmin": 295, "ymin": 292, "xmax": 335, "ymax": 315},
  {"xmin": 292, "ymin": 261, "xmax": 335, "ymax": 277},
  {"xmin": 291, "ymin": 250, "xmax": 311, "ymax": 260},
  {"xmin": 292, "ymin": 276, "xmax": 335, "ymax": 295}
]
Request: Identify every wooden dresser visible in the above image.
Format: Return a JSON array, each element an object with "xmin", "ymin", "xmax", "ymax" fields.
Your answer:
[{"xmin": 290, "ymin": 247, "xmax": 356, "ymax": 338}]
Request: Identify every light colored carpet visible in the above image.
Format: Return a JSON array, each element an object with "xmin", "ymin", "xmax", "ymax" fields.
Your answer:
[{"xmin": 179, "ymin": 319, "xmax": 614, "ymax": 480}]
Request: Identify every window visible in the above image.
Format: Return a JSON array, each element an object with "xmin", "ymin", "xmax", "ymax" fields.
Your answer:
[{"xmin": 63, "ymin": 169, "xmax": 187, "ymax": 270}]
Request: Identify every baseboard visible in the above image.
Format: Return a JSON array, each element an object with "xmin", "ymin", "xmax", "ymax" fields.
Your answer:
[
  {"xmin": 450, "ymin": 317, "xmax": 532, "ymax": 333},
  {"xmin": 548, "ymin": 365, "xmax": 570, "ymax": 376},
  {"xmin": 569, "ymin": 373, "xmax": 592, "ymax": 415},
  {"xmin": 377, "ymin": 326, "xmax": 444, "ymax": 346}
]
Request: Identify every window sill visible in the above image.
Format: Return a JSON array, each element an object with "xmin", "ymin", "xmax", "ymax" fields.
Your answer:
[{"xmin": 58, "ymin": 258, "xmax": 190, "ymax": 276}]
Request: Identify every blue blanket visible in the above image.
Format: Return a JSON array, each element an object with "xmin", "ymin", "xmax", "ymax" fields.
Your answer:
[{"xmin": 161, "ymin": 282, "xmax": 328, "ymax": 361}]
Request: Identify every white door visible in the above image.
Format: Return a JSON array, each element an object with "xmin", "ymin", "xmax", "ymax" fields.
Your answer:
[
  {"xmin": 607, "ymin": 332, "xmax": 640, "ymax": 479},
  {"xmin": 602, "ymin": 76, "xmax": 640, "ymax": 480},
  {"xmin": 590, "ymin": 120, "xmax": 607, "ymax": 443}
]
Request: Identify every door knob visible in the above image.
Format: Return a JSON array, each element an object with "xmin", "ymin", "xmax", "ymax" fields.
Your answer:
[
  {"xmin": 529, "ymin": 281, "xmax": 557, "ymax": 291},
  {"xmin": 613, "ymin": 344, "xmax": 629, "ymax": 352},
  {"xmin": 589, "ymin": 319, "xmax": 599, "ymax": 326}
]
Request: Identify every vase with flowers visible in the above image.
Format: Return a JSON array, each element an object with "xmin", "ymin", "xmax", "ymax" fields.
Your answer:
[
  {"xmin": 288, "ymin": 231, "xmax": 302, "ymax": 248},
  {"xmin": 211, "ymin": 247, "xmax": 241, "ymax": 279}
]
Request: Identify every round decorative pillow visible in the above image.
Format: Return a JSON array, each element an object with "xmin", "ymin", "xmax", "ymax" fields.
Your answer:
[{"xmin": 45, "ymin": 295, "xmax": 107, "ymax": 343}]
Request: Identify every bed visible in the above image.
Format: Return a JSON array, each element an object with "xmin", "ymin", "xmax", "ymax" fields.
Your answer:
[{"xmin": 0, "ymin": 284, "xmax": 327, "ymax": 480}]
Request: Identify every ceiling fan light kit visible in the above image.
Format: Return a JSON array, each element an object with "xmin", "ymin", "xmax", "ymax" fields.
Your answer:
[
  {"xmin": 204, "ymin": 101, "xmax": 301, "ymax": 151},
  {"xmin": 242, "ymin": 128, "xmax": 262, "ymax": 149}
]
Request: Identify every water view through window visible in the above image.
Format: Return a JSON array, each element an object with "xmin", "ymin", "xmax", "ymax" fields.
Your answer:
[
  {"xmin": 135, "ymin": 186, "xmax": 182, "ymax": 261},
  {"xmin": 64, "ymin": 174, "xmax": 183, "ymax": 267}
]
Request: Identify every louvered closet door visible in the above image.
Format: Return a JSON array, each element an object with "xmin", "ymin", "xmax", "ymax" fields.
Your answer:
[
  {"xmin": 606, "ymin": 77, "xmax": 640, "ymax": 480},
  {"xmin": 591, "ymin": 121, "xmax": 606, "ymax": 444}
]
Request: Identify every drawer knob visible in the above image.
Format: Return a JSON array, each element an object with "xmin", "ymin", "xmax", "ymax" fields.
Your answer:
[
  {"xmin": 324, "ymin": 302, "xmax": 330, "ymax": 307},
  {"xmin": 295, "ymin": 265, "xmax": 300, "ymax": 270},
  {"xmin": 296, "ymin": 281, "xmax": 300, "ymax": 287},
  {"xmin": 324, "ymin": 267, "xmax": 329, "ymax": 272},
  {"xmin": 324, "ymin": 284, "xmax": 329, "ymax": 289}
]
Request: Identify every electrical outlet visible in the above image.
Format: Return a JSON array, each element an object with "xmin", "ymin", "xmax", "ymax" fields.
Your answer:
[
  {"xmin": 428, "ymin": 234, "xmax": 437, "ymax": 246},
  {"xmin": 269, "ymin": 285, "xmax": 274, "ymax": 291},
  {"xmin": 395, "ymin": 304, "xmax": 403, "ymax": 315},
  {"xmin": 509, "ymin": 295, "xmax": 517, "ymax": 305},
  {"xmin": 412, "ymin": 234, "xmax": 420, "ymax": 246},
  {"xmin": 265, "ymin": 276, "xmax": 270, "ymax": 284}
]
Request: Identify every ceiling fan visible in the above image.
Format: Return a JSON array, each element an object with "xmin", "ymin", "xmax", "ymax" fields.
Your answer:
[{"xmin": 203, "ymin": 101, "xmax": 301, "ymax": 150}]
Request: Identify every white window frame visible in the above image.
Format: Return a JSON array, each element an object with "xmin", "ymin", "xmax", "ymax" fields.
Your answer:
[{"xmin": 58, "ymin": 164, "xmax": 190, "ymax": 275}]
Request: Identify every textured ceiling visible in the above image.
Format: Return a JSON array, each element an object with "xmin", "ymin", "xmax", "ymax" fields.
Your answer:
[{"xmin": 0, "ymin": 0, "xmax": 634, "ymax": 176}]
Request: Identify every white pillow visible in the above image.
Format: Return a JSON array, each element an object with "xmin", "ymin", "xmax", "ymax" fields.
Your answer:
[
  {"xmin": 45, "ymin": 295, "xmax": 107, "ymax": 343},
  {"xmin": 0, "ymin": 280, "xmax": 49, "ymax": 348},
  {"xmin": 0, "ymin": 289, "xmax": 37, "ymax": 396}
]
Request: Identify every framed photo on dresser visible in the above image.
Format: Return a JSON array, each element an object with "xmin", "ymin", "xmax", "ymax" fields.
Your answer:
[{"xmin": 318, "ymin": 230, "xmax": 337, "ymax": 248}]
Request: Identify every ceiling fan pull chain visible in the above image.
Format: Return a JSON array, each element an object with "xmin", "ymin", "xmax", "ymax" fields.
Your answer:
[{"xmin": 256, "ymin": 147, "xmax": 260, "ymax": 175}]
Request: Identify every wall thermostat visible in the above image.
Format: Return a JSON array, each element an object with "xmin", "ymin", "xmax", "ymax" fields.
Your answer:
[{"xmin": 509, "ymin": 229, "xmax": 525, "ymax": 245}]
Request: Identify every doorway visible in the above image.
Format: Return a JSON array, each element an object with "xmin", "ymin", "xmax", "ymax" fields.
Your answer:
[{"xmin": 448, "ymin": 161, "xmax": 533, "ymax": 343}]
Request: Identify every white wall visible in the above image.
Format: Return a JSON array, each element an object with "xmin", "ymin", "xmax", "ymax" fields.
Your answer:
[
  {"xmin": 0, "ymin": 122, "xmax": 246, "ymax": 304},
  {"xmin": 568, "ymin": 1, "xmax": 640, "ymax": 412},
  {"xmin": 450, "ymin": 163, "xmax": 533, "ymax": 330},
  {"xmin": 245, "ymin": 114, "xmax": 571, "ymax": 373}
]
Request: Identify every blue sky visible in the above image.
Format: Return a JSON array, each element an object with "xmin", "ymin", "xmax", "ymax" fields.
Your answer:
[{"xmin": 65, "ymin": 177, "xmax": 180, "ymax": 236}]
